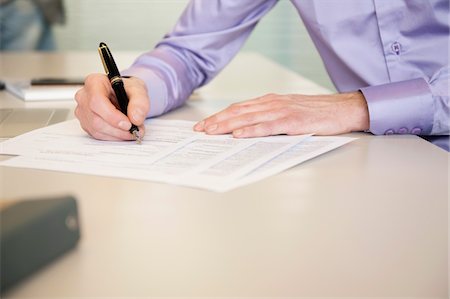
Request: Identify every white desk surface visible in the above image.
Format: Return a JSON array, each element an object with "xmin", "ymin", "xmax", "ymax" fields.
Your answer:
[{"xmin": 0, "ymin": 52, "xmax": 448, "ymax": 298}]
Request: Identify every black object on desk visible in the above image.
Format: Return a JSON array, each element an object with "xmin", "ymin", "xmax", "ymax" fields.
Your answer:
[
  {"xmin": 0, "ymin": 195, "xmax": 81, "ymax": 293},
  {"xmin": 30, "ymin": 78, "xmax": 84, "ymax": 86}
]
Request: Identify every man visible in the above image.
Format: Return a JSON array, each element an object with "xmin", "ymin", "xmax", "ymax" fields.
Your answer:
[{"xmin": 75, "ymin": 0, "xmax": 449, "ymax": 150}]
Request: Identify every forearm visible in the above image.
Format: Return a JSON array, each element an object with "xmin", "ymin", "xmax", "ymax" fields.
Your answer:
[
  {"xmin": 122, "ymin": 0, "xmax": 278, "ymax": 118},
  {"xmin": 121, "ymin": 47, "xmax": 195, "ymax": 118}
]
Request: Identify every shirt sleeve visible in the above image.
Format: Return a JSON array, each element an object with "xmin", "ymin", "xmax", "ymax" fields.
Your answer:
[
  {"xmin": 360, "ymin": 65, "xmax": 450, "ymax": 136},
  {"xmin": 122, "ymin": 0, "xmax": 278, "ymax": 118}
]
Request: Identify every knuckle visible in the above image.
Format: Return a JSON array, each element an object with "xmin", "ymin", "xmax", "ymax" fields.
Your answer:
[
  {"xmin": 84, "ymin": 73, "xmax": 103, "ymax": 84},
  {"xmin": 84, "ymin": 74, "xmax": 96, "ymax": 85},
  {"xmin": 74, "ymin": 88, "xmax": 84, "ymax": 104},
  {"xmin": 74, "ymin": 106, "xmax": 80, "ymax": 118},
  {"xmin": 228, "ymin": 105, "xmax": 241, "ymax": 115}
]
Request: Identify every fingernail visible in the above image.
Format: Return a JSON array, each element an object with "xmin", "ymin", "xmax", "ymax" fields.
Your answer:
[
  {"xmin": 206, "ymin": 124, "xmax": 218, "ymax": 133},
  {"xmin": 118, "ymin": 120, "xmax": 131, "ymax": 130},
  {"xmin": 234, "ymin": 129, "xmax": 244, "ymax": 137},
  {"xmin": 132, "ymin": 108, "xmax": 144, "ymax": 122},
  {"xmin": 194, "ymin": 120, "xmax": 205, "ymax": 131}
]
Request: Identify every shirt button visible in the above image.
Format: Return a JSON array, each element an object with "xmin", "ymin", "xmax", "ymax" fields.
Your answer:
[
  {"xmin": 385, "ymin": 129, "xmax": 395, "ymax": 135},
  {"xmin": 398, "ymin": 127, "xmax": 408, "ymax": 134},
  {"xmin": 411, "ymin": 127, "xmax": 422, "ymax": 134},
  {"xmin": 391, "ymin": 42, "xmax": 401, "ymax": 55}
]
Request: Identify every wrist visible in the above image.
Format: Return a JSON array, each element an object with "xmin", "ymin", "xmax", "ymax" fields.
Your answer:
[{"xmin": 344, "ymin": 91, "xmax": 369, "ymax": 132}]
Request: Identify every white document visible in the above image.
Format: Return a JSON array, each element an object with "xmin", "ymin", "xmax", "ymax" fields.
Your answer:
[
  {"xmin": 0, "ymin": 119, "xmax": 355, "ymax": 192},
  {"xmin": 5, "ymin": 80, "xmax": 82, "ymax": 101}
]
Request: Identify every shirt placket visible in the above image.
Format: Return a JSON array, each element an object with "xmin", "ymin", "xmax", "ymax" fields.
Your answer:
[{"xmin": 372, "ymin": 0, "xmax": 405, "ymax": 83}]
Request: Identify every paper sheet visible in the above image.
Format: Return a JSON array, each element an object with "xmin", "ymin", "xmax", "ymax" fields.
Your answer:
[
  {"xmin": 0, "ymin": 119, "xmax": 355, "ymax": 192},
  {"xmin": 6, "ymin": 80, "xmax": 82, "ymax": 101}
]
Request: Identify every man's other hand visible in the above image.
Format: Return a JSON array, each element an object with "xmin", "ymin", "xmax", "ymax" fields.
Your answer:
[{"xmin": 194, "ymin": 92, "xmax": 369, "ymax": 137}]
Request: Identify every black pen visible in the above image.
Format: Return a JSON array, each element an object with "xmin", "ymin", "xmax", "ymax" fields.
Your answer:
[{"xmin": 98, "ymin": 42, "xmax": 142, "ymax": 144}]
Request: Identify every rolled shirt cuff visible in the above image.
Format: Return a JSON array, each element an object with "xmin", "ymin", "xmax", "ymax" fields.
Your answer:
[
  {"xmin": 121, "ymin": 67, "xmax": 168, "ymax": 118},
  {"xmin": 360, "ymin": 78, "xmax": 433, "ymax": 135}
]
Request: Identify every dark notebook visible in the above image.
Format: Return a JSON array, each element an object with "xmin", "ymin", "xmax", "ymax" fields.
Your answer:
[{"xmin": 0, "ymin": 195, "xmax": 80, "ymax": 293}]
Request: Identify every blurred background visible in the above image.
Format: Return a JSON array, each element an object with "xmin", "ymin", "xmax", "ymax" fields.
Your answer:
[{"xmin": 0, "ymin": 0, "xmax": 334, "ymax": 90}]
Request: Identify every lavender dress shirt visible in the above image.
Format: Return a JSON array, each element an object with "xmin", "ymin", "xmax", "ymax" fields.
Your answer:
[{"xmin": 122, "ymin": 0, "xmax": 449, "ymax": 150}]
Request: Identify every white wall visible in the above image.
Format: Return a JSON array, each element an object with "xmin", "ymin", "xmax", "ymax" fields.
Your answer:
[{"xmin": 54, "ymin": 0, "xmax": 333, "ymax": 89}]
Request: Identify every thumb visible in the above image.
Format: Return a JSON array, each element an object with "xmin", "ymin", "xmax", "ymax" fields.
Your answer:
[{"xmin": 124, "ymin": 77, "xmax": 150, "ymax": 126}]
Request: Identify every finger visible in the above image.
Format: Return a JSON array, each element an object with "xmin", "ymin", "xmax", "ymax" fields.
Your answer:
[
  {"xmin": 75, "ymin": 97, "xmax": 102, "ymax": 136},
  {"xmin": 84, "ymin": 112, "xmax": 145, "ymax": 141},
  {"xmin": 77, "ymin": 104, "xmax": 130, "ymax": 140},
  {"xmin": 84, "ymin": 73, "xmax": 114, "ymax": 101},
  {"xmin": 81, "ymin": 73, "xmax": 132, "ymax": 130},
  {"xmin": 137, "ymin": 125, "xmax": 146, "ymax": 140},
  {"xmin": 88, "ymin": 130, "xmax": 131, "ymax": 142},
  {"xmin": 194, "ymin": 95, "xmax": 278, "ymax": 132},
  {"xmin": 87, "ymin": 111, "xmax": 136, "ymax": 140},
  {"xmin": 88, "ymin": 91, "xmax": 132, "ymax": 131},
  {"xmin": 204, "ymin": 109, "xmax": 288, "ymax": 135},
  {"xmin": 74, "ymin": 87, "xmax": 86, "ymax": 106},
  {"xmin": 74, "ymin": 105, "xmax": 90, "ymax": 134},
  {"xmin": 124, "ymin": 77, "xmax": 150, "ymax": 125},
  {"xmin": 197, "ymin": 101, "xmax": 275, "ymax": 132},
  {"xmin": 232, "ymin": 118, "xmax": 294, "ymax": 138}
]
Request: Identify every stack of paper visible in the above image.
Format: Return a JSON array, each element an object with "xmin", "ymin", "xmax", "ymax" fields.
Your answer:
[
  {"xmin": 0, "ymin": 119, "xmax": 355, "ymax": 192},
  {"xmin": 5, "ymin": 81, "xmax": 82, "ymax": 101}
]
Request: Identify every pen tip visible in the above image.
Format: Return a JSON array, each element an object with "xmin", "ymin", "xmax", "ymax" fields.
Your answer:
[
  {"xmin": 99, "ymin": 42, "xmax": 106, "ymax": 47},
  {"xmin": 132, "ymin": 130, "xmax": 142, "ymax": 145}
]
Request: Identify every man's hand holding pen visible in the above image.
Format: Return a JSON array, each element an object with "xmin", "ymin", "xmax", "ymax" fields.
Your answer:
[{"xmin": 75, "ymin": 74, "xmax": 149, "ymax": 141}]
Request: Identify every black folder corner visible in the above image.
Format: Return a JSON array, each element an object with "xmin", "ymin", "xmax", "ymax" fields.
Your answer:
[{"xmin": 0, "ymin": 195, "xmax": 81, "ymax": 293}]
